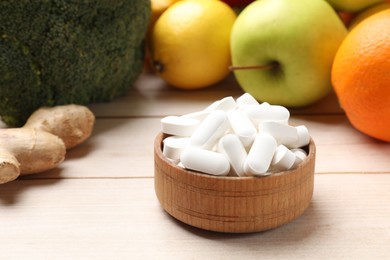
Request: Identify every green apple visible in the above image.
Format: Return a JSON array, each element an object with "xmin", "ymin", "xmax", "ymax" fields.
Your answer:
[
  {"xmin": 230, "ymin": 0, "xmax": 348, "ymax": 107},
  {"xmin": 325, "ymin": 0, "xmax": 383, "ymax": 12}
]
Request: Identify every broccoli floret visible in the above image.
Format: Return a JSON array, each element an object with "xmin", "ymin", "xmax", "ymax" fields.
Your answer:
[{"xmin": 0, "ymin": 0, "xmax": 151, "ymax": 126}]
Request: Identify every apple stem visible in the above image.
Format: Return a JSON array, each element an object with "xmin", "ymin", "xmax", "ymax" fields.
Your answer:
[{"xmin": 229, "ymin": 64, "xmax": 276, "ymax": 71}]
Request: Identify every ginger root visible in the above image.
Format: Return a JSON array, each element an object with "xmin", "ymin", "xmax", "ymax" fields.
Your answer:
[{"xmin": 0, "ymin": 105, "xmax": 95, "ymax": 184}]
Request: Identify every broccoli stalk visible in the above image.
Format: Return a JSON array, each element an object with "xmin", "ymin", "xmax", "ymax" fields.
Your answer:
[{"xmin": 0, "ymin": 0, "xmax": 151, "ymax": 126}]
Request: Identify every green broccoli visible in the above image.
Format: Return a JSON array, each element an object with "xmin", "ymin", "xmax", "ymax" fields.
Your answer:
[{"xmin": 0, "ymin": 0, "xmax": 151, "ymax": 126}]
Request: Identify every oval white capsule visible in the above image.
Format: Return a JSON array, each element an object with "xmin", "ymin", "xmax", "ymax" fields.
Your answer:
[
  {"xmin": 190, "ymin": 110, "xmax": 229, "ymax": 150},
  {"xmin": 181, "ymin": 110, "xmax": 210, "ymax": 122},
  {"xmin": 218, "ymin": 134, "xmax": 248, "ymax": 177},
  {"xmin": 227, "ymin": 109, "xmax": 257, "ymax": 148},
  {"xmin": 291, "ymin": 148, "xmax": 308, "ymax": 168},
  {"xmin": 271, "ymin": 145, "xmax": 296, "ymax": 172},
  {"xmin": 205, "ymin": 96, "xmax": 237, "ymax": 112},
  {"xmin": 180, "ymin": 147, "xmax": 230, "ymax": 176},
  {"xmin": 236, "ymin": 93, "xmax": 259, "ymax": 107},
  {"xmin": 161, "ymin": 116, "xmax": 199, "ymax": 137},
  {"xmin": 244, "ymin": 133, "xmax": 277, "ymax": 176},
  {"xmin": 245, "ymin": 104, "xmax": 290, "ymax": 125},
  {"xmin": 295, "ymin": 125, "xmax": 310, "ymax": 148},
  {"xmin": 259, "ymin": 121, "xmax": 298, "ymax": 148},
  {"xmin": 163, "ymin": 136, "xmax": 190, "ymax": 161}
]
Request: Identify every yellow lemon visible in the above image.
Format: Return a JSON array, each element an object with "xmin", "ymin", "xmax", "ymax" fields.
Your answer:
[
  {"xmin": 150, "ymin": 0, "xmax": 180, "ymax": 26},
  {"xmin": 150, "ymin": 0, "xmax": 237, "ymax": 89}
]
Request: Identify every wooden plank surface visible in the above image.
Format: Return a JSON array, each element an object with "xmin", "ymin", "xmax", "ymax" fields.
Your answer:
[
  {"xmin": 1, "ymin": 74, "xmax": 390, "ymax": 259},
  {"xmin": 1, "ymin": 175, "xmax": 390, "ymax": 259},
  {"xmin": 20, "ymin": 115, "xmax": 390, "ymax": 180},
  {"xmin": 89, "ymin": 74, "xmax": 344, "ymax": 118}
]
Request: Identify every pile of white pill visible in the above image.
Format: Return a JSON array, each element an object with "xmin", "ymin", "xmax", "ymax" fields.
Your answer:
[{"xmin": 160, "ymin": 93, "xmax": 310, "ymax": 177}]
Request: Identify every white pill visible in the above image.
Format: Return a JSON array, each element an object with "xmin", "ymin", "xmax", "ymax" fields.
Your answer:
[
  {"xmin": 244, "ymin": 133, "xmax": 277, "ymax": 176},
  {"xmin": 177, "ymin": 162, "xmax": 185, "ymax": 168},
  {"xmin": 271, "ymin": 145, "xmax": 296, "ymax": 172},
  {"xmin": 292, "ymin": 148, "xmax": 308, "ymax": 158},
  {"xmin": 291, "ymin": 148, "xmax": 308, "ymax": 168},
  {"xmin": 245, "ymin": 104, "xmax": 290, "ymax": 125},
  {"xmin": 163, "ymin": 136, "xmax": 190, "ymax": 161},
  {"xmin": 205, "ymin": 96, "xmax": 237, "ymax": 112},
  {"xmin": 236, "ymin": 93, "xmax": 259, "ymax": 107},
  {"xmin": 227, "ymin": 109, "xmax": 257, "ymax": 148},
  {"xmin": 190, "ymin": 110, "xmax": 229, "ymax": 150},
  {"xmin": 180, "ymin": 147, "xmax": 230, "ymax": 176},
  {"xmin": 204, "ymin": 100, "xmax": 220, "ymax": 112},
  {"xmin": 218, "ymin": 134, "xmax": 248, "ymax": 177},
  {"xmin": 265, "ymin": 105, "xmax": 290, "ymax": 124},
  {"xmin": 260, "ymin": 121, "xmax": 298, "ymax": 148},
  {"xmin": 241, "ymin": 103, "xmax": 288, "ymax": 125},
  {"xmin": 295, "ymin": 125, "xmax": 311, "ymax": 148},
  {"xmin": 181, "ymin": 110, "xmax": 210, "ymax": 122},
  {"xmin": 167, "ymin": 158, "xmax": 180, "ymax": 165},
  {"xmin": 238, "ymin": 103, "xmax": 260, "ymax": 115},
  {"xmin": 161, "ymin": 116, "xmax": 200, "ymax": 136}
]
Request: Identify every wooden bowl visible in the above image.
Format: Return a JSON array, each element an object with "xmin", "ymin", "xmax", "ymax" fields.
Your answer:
[{"xmin": 154, "ymin": 132, "xmax": 316, "ymax": 233}]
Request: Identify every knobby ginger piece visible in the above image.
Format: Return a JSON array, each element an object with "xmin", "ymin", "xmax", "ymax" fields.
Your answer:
[{"xmin": 0, "ymin": 105, "xmax": 95, "ymax": 184}]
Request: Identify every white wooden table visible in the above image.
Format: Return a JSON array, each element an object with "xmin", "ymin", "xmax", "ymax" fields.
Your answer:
[{"xmin": 1, "ymin": 73, "xmax": 390, "ymax": 259}]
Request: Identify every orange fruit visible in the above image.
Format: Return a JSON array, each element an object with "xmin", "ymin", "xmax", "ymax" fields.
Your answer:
[
  {"xmin": 332, "ymin": 9, "xmax": 390, "ymax": 142},
  {"xmin": 348, "ymin": 2, "xmax": 390, "ymax": 30}
]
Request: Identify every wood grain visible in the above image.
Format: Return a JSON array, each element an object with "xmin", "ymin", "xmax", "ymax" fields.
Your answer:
[
  {"xmin": 89, "ymin": 74, "xmax": 344, "ymax": 118},
  {"xmin": 1, "ymin": 73, "xmax": 389, "ymax": 259},
  {"xmin": 1, "ymin": 175, "xmax": 390, "ymax": 259},
  {"xmin": 19, "ymin": 115, "xmax": 390, "ymax": 180}
]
